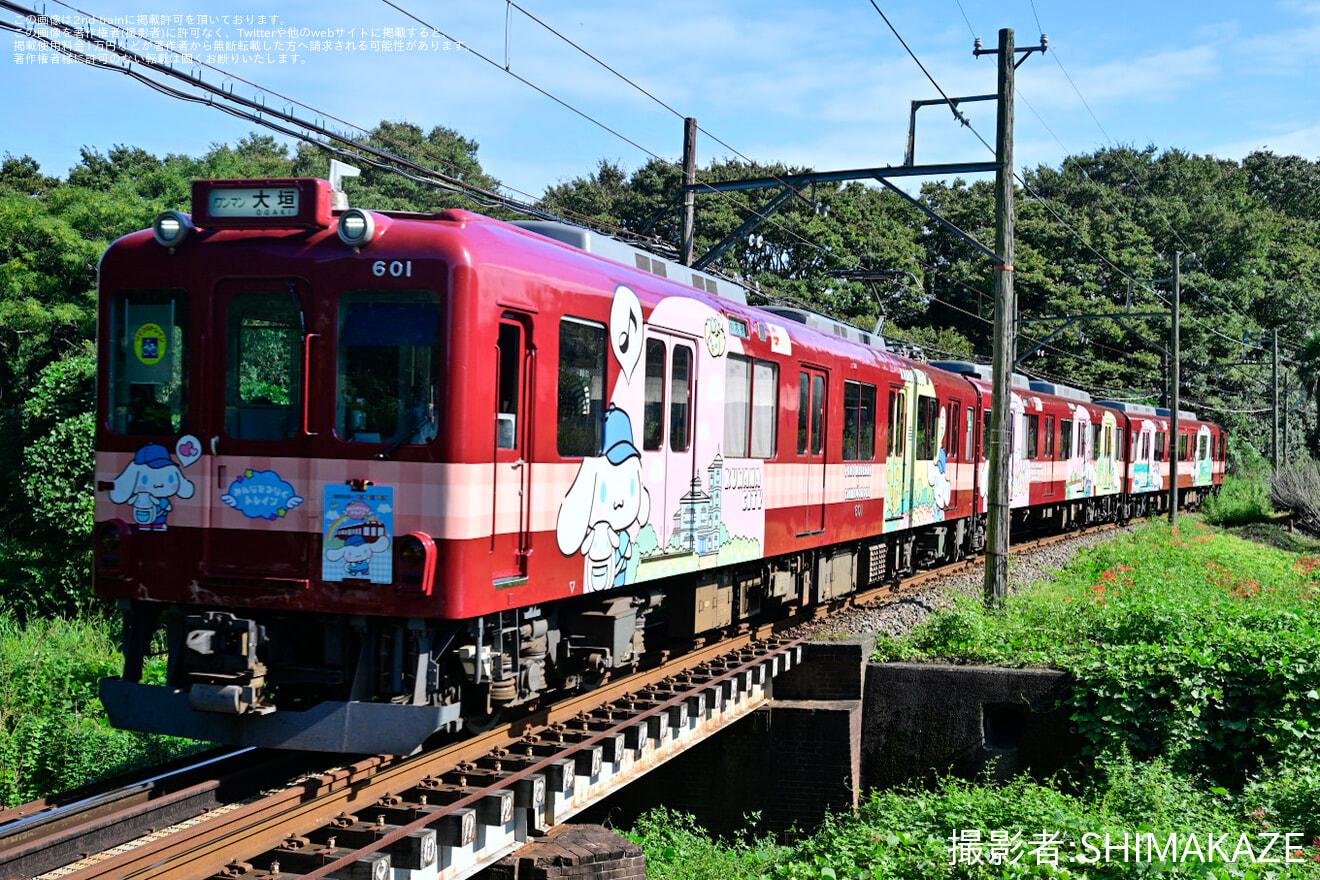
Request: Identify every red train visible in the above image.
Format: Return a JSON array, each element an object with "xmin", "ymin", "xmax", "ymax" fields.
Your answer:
[{"xmin": 93, "ymin": 177, "xmax": 1224, "ymax": 753}]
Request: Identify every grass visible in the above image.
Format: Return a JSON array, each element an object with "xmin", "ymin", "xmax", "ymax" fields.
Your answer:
[
  {"xmin": 0, "ymin": 612, "xmax": 205, "ymax": 807},
  {"xmin": 631, "ymin": 515, "xmax": 1320, "ymax": 878}
]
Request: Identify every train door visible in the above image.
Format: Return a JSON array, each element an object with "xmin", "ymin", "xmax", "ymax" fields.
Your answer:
[
  {"xmin": 643, "ymin": 332, "xmax": 698, "ymax": 554},
  {"xmin": 203, "ymin": 279, "xmax": 313, "ymax": 581},
  {"xmin": 885, "ymin": 384, "xmax": 911, "ymax": 527},
  {"xmin": 799, "ymin": 368, "xmax": 828, "ymax": 534},
  {"xmin": 493, "ymin": 313, "xmax": 535, "ymax": 580}
]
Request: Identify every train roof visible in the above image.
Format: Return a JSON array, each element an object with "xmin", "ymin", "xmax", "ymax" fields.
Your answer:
[{"xmin": 513, "ymin": 220, "xmax": 747, "ymax": 306}]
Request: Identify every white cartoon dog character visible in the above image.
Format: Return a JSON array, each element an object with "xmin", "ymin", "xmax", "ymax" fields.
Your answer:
[
  {"xmin": 556, "ymin": 406, "xmax": 651, "ymax": 592},
  {"xmin": 110, "ymin": 443, "xmax": 196, "ymax": 530},
  {"xmin": 325, "ymin": 534, "xmax": 391, "ymax": 578}
]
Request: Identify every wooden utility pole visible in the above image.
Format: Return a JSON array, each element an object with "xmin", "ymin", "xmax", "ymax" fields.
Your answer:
[
  {"xmin": 1273, "ymin": 327, "xmax": 1281, "ymax": 470},
  {"xmin": 681, "ymin": 117, "xmax": 698, "ymax": 266},
  {"xmin": 984, "ymin": 28, "xmax": 1016, "ymax": 603},
  {"xmin": 1169, "ymin": 252, "xmax": 1181, "ymax": 529}
]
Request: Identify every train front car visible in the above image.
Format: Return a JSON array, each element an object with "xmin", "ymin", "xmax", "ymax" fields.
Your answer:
[
  {"xmin": 96, "ymin": 179, "xmax": 477, "ymax": 752},
  {"xmin": 93, "ymin": 177, "xmax": 821, "ymax": 754}
]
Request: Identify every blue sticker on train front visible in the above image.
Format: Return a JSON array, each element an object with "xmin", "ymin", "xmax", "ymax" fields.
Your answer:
[
  {"xmin": 323, "ymin": 485, "xmax": 394, "ymax": 584},
  {"xmin": 221, "ymin": 469, "xmax": 305, "ymax": 520}
]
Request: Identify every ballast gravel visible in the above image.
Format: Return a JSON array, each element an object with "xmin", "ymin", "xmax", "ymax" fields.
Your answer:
[{"xmin": 801, "ymin": 525, "xmax": 1137, "ymax": 641}]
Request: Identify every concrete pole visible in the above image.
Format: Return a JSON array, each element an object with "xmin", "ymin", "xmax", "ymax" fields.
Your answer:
[
  {"xmin": 681, "ymin": 117, "xmax": 698, "ymax": 267},
  {"xmin": 984, "ymin": 28, "xmax": 1016, "ymax": 604},
  {"xmin": 1169, "ymin": 253, "xmax": 1181, "ymax": 529}
]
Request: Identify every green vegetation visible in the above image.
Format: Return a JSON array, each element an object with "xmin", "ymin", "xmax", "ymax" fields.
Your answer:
[
  {"xmin": 631, "ymin": 518, "xmax": 1320, "ymax": 877},
  {"xmin": 0, "ymin": 613, "xmax": 202, "ymax": 806}
]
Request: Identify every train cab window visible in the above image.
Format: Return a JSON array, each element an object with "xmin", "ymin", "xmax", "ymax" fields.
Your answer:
[
  {"xmin": 888, "ymin": 389, "xmax": 907, "ymax": 457},
  {"xmin": 558, "ymin": 318, "xmax": 607, "ymax": 457},
  {"xmin": 109, "ymin": 289, "xmax": 188, "ymax": 435},
  {"xmin": 337, "ymin": 291, "xmax": 441, "ymax": 446},
  {"xmin": 1026, "ymin": 414, "xmax": 1040, "ymax": 460},
  {"xmin": 1060, "ymin": 418, "xmax": 1073, "ymax": 459},
  {"xmin": 670, "ymin": 345, "xmax": 693, "ymax": 452},
  {"xmin": 843, "ymin": 380, "xmax": 877, "ymax": 461},
  {"xmin": 226, "ymin": 290, "xmax": 302, "ymax": 441},
  {"xmin": 643, "ymin": 339, "xmax": 665, "ymax": 451}
]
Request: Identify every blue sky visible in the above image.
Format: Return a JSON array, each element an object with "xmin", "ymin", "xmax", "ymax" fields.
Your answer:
[{"xmin": 4, "ymin": 0, "xmax": 1320, "ymax": 202}]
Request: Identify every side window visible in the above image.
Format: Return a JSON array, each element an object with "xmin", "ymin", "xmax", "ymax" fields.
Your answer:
[
  {"xmin": 811, "ymin": 374, "xmax": 826, "ymax": 456},
  {"xmin": 110, "ymin": 289, "xmax": 189, "ymax": 435},
  {"xmin": 557, "ymin": 318, "xmax": 607, "ymax": 457},
  {"xmin": 964, "ymin": 406, "xmax": 974, "ymax": 461},
  {"xmin": 1044, "ymin": 415, "xmax": 1055, "ymax": 459},
  {"xmin": 751, "ymin": 360, "xmax": 778, "ymax": 459},
  {"xmin": 496, "ymin": 322, "xmax": 522, "ymax": 450},
  {"xmin": 1156, "ymin": 432, "xmax": 1167, "ymax": 461},
  {"xmin": 948, "ymin": 402, "xmax": 960, "ymax": 461},
  {"xmin": 1060, "ymin": 418, "xmax": 1073, "ymax": 459},
  {"xmin": 843, "ymin": 380, "xmax": 877, "ymax": 461},
  {"xmin": 1092, "ymin": 424, "xmax": 1101, "ymax": 461},
  {"xmin": 799, "ymin": 373, "xmax": 811, "ymax": 455},
  {"xmin": 1026, "ymin": 413, "xmax": 1040, "ymax": 460},
  {"xmin": 227, "ymin": 290, "xmax": 302, "ymax": 441},
  {"xmin": 916, "ymin": 396, "xmax": 939, "ymax": 460},
  {"xmin": 1179, "ymin": 434, "xmax": 1189, "ymax": 461},
  {"xmin": 643, "ymin": 339, "xmax": 665, "ymax": 452},
  {"xmin": 888, "ymin": 389, "xmax": 907, "ymax": 457},
  {"xmin": 337, "ymin": 291, "xmax": 441, "ymax": 445},
  {"xmin": 670, "ymin": 345, "xmax": 693, "ymax": 452},
  {"xmin": 726, "ymin": 355, "xmax": 752, "ymax": 458},
  {"xmin": 981, "ymin": 409, "xmax": 991, "ymax": 461}
]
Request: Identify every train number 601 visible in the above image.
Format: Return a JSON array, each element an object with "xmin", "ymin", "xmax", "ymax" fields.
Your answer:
[{"xmin": 372, "ymin": 259, "xmax": 413, "ymax": 277}]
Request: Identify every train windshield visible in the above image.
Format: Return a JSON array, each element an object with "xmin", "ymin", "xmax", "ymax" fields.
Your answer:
[
  {"xmin": 337, "ymin": 290, "xmax": 442, "ymax": 444},
  {"xmin": 224, "ymin": 289, "xmax": 303, "ymax": 441},
  {"xmin": 108, "ymin": 289, "xmax": 189, "ymax": 435}
]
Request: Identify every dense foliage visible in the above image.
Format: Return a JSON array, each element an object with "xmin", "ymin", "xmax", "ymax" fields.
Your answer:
[
  {"xmin": 3, "ymin": 133, "xmax": 1319, "ymax": 616},
  {"xmin": 0, "ymin": 613, "xmax": 200, "ymax": 805},
  {"xmin": 631, "ymin": 518, "xmax": 1320, "ymax": 878}
]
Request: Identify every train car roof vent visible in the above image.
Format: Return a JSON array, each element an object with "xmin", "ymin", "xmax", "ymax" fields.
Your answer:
[
  {"xmin": 931, "ymin": 360, "xmax": 1030, "ymax": 389},
  {"xmin": 1029, "ymin": 380, "xmax": 1092, "ymax": 403},
  {"xmin": 513, "ymin": 220, "xmax": 748, "ymax": 305},
  {"xmin": 761, "ymin": 306, "xmax": 887, "ymax": 351},
  {"xmin": 1094, "ymin": 400, "xmax": 1159, "ymax": 416}
]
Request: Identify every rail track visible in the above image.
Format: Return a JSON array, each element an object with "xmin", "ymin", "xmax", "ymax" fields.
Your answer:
[{"xmin": 3, "ymin": 522, "xmax": 1131, "ymax": 880}]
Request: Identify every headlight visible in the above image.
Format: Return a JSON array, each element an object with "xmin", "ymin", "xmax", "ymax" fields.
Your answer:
[
  {"xmin": 337, "ymin": 209, "xmax": 376, "ymax": 247},
  {"xmin": 153, "ymin": 211, "xmax": 194, "ymax": 249}
]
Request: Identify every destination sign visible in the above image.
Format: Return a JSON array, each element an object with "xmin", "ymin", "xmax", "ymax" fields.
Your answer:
[{"xmin": 208, "ymin": 187, "xmax": 301, "ymax": 218}]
